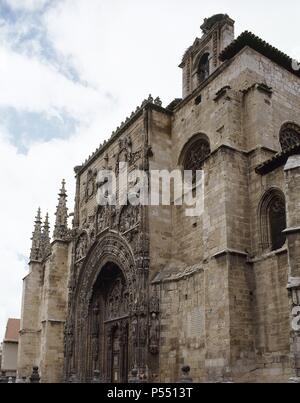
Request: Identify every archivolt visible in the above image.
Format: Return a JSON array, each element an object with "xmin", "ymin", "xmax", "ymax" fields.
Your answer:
[{"xmin": 74, "ymin": 233, "xmax": 136, "ymax": 321}]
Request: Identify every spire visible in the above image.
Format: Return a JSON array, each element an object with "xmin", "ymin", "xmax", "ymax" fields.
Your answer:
[
  {"xmin": 53, "ymin": 179, "xmax": 69, "ymax": 241},
  {"xmin": 30, "ymin": 208, "xmax": 43, "ymax": 262},
  {"xmin": 41, "ymin": 213, "xmax": 51, "ymax": 258}
]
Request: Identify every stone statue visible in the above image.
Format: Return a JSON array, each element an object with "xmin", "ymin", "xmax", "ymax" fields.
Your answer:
[
  {"xmin": 139, "ymin": 315, "xmax": 148, "ymax": 346},
  {"xmin": 132, "ymin": 317, "xmax": 138, "ymax": 346},
  {"xmin": 149, "ymin": 313, "xmax": 159, "ymax": 354}
]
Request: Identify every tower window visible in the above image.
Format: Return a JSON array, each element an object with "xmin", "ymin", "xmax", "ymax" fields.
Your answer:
[{"xmin": 198, "ymin": 53, "xmax": 210, "ymax": 84}]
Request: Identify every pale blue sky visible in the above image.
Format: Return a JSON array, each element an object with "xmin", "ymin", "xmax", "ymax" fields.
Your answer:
[{"xmin": 0, "ymin": 0, "xmax": 299, "ymax": 340}]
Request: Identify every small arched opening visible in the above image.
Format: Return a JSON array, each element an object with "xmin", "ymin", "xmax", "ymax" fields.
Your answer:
[
  {"xmin": 198, "ymin": 53, "xmax": 210, "ymax": 83},
  {"xmin": 259, "ymin": 188, "xmax": 287, "ymax": 252}
]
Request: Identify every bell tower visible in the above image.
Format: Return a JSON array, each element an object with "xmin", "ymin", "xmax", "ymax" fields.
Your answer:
[{"xmin": 180, "ymin": 14, "xmax": 235, "ymax": 98}]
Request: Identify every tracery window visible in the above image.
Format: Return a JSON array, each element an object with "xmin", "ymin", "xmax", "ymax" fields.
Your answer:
[
  {"xmin": 279, "ymin": 122, "xmax": 300, "ymax": 151},
  {"xmin": 182, "ymin": 136, "xmax": 211, "ymax": 184},
  {"xmin": 259, "ymin": 189, "xmax": 287, "ymax": 252}
]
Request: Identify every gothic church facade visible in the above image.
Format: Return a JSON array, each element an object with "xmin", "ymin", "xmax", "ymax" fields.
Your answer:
[{"xmin": 17, "ymin": 14, "xmax": 300, "ymax": 383}]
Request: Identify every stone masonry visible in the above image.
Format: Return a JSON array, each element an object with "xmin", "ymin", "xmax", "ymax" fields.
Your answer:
[{"xmin": 18, "ymin": 14, "xmax": 300, "ymax": 383}]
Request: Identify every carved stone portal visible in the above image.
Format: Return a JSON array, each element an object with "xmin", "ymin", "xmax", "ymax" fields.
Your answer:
[
  {"xmin": 73, "ymin": 262, "xmax": 131, "ymax": 383},
  {"xmin": 66, "ymin": 233, "xmax": 153, "ymax": 383}
]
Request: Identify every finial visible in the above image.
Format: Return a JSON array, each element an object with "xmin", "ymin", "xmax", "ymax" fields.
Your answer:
[
  {"xmin": 44, "ymin": 212, "xmax": 50, "ymax": 228},
  {"xmin": 34, "ymin": 207, "xmax": 42, "ymax": 224},
  {"xmin": 60, "ymin": 179, "xmax": 66, "ymax": 195},
  {"xmin": 154, "ymin": 97, "xmax": 162, "ymax": 106}
]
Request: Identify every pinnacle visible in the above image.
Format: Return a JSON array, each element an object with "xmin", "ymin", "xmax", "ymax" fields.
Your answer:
[
  {"xmin": 30, "ymin": 208, "xmax": 43, "ymax": 262},
  {"xmin": 53, "ymin": 179, "xmax": 69, "ymax": 241}
]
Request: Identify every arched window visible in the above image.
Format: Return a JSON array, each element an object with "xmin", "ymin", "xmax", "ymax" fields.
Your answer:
[
  {"xmin": 181, "ymin": 134, "xmax": 211, "ymax": 185},
  {"xmin": 259, "ymin": 189, "xmax": 287, "ymax": 252},
  {"xmin": 279, "ymin": 122, "xmax": 300, "ymax": 151},
  {"xmin": 269, "ymin": 198, "xmax": 287, "ymax": 251},
  {"xmin": 198, "ymin": 53, "xmax": 210, "ymax": 84}
]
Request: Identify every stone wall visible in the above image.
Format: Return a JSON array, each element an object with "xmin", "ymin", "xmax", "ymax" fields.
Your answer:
[
  {"xmin": 1, "ymin": 342, "xmax": 18, "ymax": 372},
  {"xmin": 285, "ymin": 157, "xmax": 300, "ymax": 378},
  {"xmin": 39, "ymin": 241, "xmax": 70, "ymax": 383},
  {"xmin": 157, "ymin": 269, "xmax": 206, "ymax": 382},
  {"xmin": 18, "ymin": 241, "xmax": 70, "ymax": 383},
  {"xmin": 154, "ymin": 45, "xmax": 299, "ymax": 383},
  {"xmin": 148, "ymin": 109, "xmax": 173, "ymax": 278},
  {"xmin": 251, "ymin": 252, "xmax": 291, "ymax": 379},
  {"xmin": 17, "ymin": 262, "xmax": 43, "ymax": 378}
]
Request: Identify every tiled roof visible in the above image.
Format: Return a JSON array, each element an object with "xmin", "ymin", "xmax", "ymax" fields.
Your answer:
[
  {"xmin": 256, "ymin": 144, "xmax": 300, "ymax": 175},
  {"xmin": 219, "ymin": 31, "xmax": 300, "ymax": 78},
  {"xmin": 4, "ymin": 319, "xmax": 20, "ymax": 342}
]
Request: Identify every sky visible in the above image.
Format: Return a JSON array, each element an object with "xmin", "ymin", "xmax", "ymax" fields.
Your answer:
[{"xmin": 0, "ymin": 0, "xmax": 299, "ymax": 341}]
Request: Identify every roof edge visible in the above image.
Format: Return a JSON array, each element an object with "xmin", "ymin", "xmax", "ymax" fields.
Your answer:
[
  {"xmin": 256, "ymin": 144, "xmax": 300, "ymax": 175},
  {"xmin": 220, "ymin": 31, "xmax": 300, "ymax": 78},
  {"xmin": 76, "ymin": 97, "xmax": 172, "ymax": 176}
]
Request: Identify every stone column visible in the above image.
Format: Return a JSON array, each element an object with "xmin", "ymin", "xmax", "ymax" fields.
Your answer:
[
  {"xmin": 133, "ymin": 267, "xmax": 149, "ymax": 382},
  {"xmin": 106, "ymin": 327, "xmax": 113, "ymax": 382},
  {"xmin": 91, "ymin": 303, "xmax": 100, "ymax": 372},
  {"xmin": 284, "ymin": 155, "xmax": 300, "ymax": 381}
]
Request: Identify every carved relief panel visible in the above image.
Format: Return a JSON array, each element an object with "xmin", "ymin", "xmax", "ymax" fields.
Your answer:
[
  {"xmin": 106, "ymin": 278, "xmax": 129, "ymax": 321},
  {"xmin": 75, "ymin": 232, "xmax": 89, "ymax": 262},
  {"xmin": 84, "ymin": 168, "xmax": 98, "ymax": 203},
  {"xmin": 119, "ymin": 205, "xmax": 140, "ymax": 234},
  {"xmin": 115, "ymin": 135, "xmax": 142, "ymax": 175},
  {"xmin": 149, "ymin": 292, "xmax": 160, "ymax": 355},
  {"xmin": 96, "ymin": 206, "xmax": 110, "ymax": 234},
  {"xmin": 67, "ymin": 121, "xmax": 151, "ymax": 382}
]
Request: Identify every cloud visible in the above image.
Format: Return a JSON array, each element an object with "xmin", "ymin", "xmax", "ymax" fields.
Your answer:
[
  {"xmin": 0, "ymin": 108, "xmax": 79, "ymax": 153},
  {"xmin": 43, "ymin": 0, "xmax": 184, "ymax": 111},
  {"xmin": 4, "ymin": 0, "xmax": 49, "ymax": 12},
  {"xmin": 0, "ymin": 44, "xmax": 108, "ymax": 122}
]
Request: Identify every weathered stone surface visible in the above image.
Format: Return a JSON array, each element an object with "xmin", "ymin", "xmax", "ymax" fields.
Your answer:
[{"xmin": 17, "ymin": 14, "xmax": 300, "ymax": 383}]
